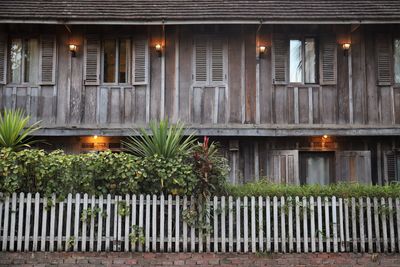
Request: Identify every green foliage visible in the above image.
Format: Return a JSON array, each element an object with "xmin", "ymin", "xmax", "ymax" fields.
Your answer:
[
  {"xmin": 129, "ymin": 225, "xmax": 145, "ymax": 246},
  {"xmin": 123, "ymin": 120, "xmax": 196, "ymax": 158},
  {"xmin": 225, "ymin": 179, "xmax": 400, "ymax": 198},
  {"xmin": 135, "ymin": 154, "xmax": 196, "ymax": 195},
  {"xmin": 0, "ymin": 109, "xmax": 41, "ymax": 150},
  {"xmin": 0, "ymin": 148, "xmax": 140, "ymax": 197}
]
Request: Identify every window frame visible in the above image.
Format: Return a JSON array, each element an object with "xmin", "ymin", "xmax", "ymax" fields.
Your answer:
[
  {"xmin": 8, "ymin": 37, "xmax": 40, "ymax": 85},
  {"xmin": 288, "ymin": 36, "xmax": 319, "ymax": 86},
  {"xmin": 101, "ymin": 38, "xmax": 130, "ymax": 85},
  {"xmin": 393, "ymin": 37, "xmax": 400, "ymax": 86},
  {"xmin": 299, "ymin": 151, "xmax": 335, "ymax": 185},
  {"xmin": 192, "ymin": 35, "xmax": 228, "ymax": 87}
]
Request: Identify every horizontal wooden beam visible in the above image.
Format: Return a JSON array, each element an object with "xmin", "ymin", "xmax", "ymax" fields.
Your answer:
[{"xmin": 33, "ymin": 124, "xmax": 400, "ymax": 137}]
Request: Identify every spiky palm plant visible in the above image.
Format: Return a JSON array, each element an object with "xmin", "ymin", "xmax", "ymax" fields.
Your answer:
[
  {"xmin": 123, "ymin": 120, "xmax": 196, "ymax": 158},
  {"xmin": 0, "ymin": 109, "xmax": 41, "ymax": 150}
]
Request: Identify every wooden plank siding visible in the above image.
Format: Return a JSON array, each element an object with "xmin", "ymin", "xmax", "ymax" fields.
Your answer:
[{"xmin": 0, "ymin": 24, "xmax": 399, "ymax": 133}]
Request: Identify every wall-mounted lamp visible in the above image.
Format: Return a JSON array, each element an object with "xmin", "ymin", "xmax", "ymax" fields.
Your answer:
[
  {"xmin": 155, "ymin": 44, "xmax": 162, "ymax": 57},
  {"xmin": 342, "ymin": 43, "xmax": 351, "ymax": 56},
  {"xmin": 69, "ymin": 44, "xmax": 77, "ymax": 57},
  {"xmin": 93, "ymin": 135, "xmax": 98, "ymax": 140},
  {"xmin": 322, "ymin": 134, "xmax": 329, "ymax": 139},
  {"xmin": 259, "ymin": 45, "xmax": 267, "ymax": 57}
]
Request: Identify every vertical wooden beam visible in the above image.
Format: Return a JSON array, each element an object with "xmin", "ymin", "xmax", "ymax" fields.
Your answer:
[
  {"xmin": 348, "ymin": 47, "xmax": 354, "ymax": 124},
  {"xmin": 174, "ymin": 27, "xmax": 180, "ymax": 122},
  {"xmin": 160, "ymin": 25, "xmax": 166, "ymax": 120},
  {"xmin": 241, "ymin": 35, "xmax": 246, "ymax": 124}
]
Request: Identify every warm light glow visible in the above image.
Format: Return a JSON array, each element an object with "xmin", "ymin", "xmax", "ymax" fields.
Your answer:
[
  {"xmin": 155, "ymin": 44, "xmax": 162, "ymax": 51},
  {"xmin": 342, "ymin": 43, "xmax": 351, "ymax": 50},
  {"xmin": 323, "ymin": 135, "xmax": 329, "ymax": 139},
  {"xmin": 259, "ymin": 46, "xmax": 267, "ymax": 54},
  {"xmin": 69, "ymin": 44, "xmax": 77, "ymax": 52},
  {"xmin": 93, "ymin": 135, "xmax": 98, "ymax": 139}
]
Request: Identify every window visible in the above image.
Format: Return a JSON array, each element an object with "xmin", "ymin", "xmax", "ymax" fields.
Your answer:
[
  {"xmin": 9, "ymin": 38, "xmax": 39, "ymax": 84},
  {"xmin": 102, "ymin": 39, "xmax": 128, "ymax": 83},
  {"xmin": 386, "ymin": 151, "xmax": 400, "ymax": 182},
  {"xmin": 300, "ymin": 152, "xmax": 334, "ymax": 185},
  {"xmin": 194, "ymin": 38, "xmax": 226, "ymax": 84},
  {"xmin": 289, "ymin": 38, "xmax": 317, "ymax": 83},
  {"xmin": 394, "ymin": 39, "xmax": 400, "ymax": 84}
]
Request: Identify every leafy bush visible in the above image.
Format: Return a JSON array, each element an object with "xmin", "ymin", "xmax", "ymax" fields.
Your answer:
[
  {"xmin": 0, "ymin": 109, "xmax": 41, "ymax": 150},
  {"xmin": 225, "ymin": 179, "xmax": 400, "ymax": 198},
  {"xmin": 0, "ymin": 148, "xmax": 139, "ymax": 197}
]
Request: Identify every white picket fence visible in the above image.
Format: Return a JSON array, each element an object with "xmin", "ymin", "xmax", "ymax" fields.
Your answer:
[{"xmin": 0, "ymin": 192, "xmax": 399, "ymax": 253}]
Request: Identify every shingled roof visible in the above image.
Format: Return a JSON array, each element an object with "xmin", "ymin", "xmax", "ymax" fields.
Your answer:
[{"xmin": 0, "ymin": 0, "xmax": 400, "ymax": 24}]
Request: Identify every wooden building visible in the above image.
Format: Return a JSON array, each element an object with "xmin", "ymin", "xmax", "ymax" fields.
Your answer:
[{"xmin": 0, "ymin": 0, "xmax": 400, "ymax": 185}]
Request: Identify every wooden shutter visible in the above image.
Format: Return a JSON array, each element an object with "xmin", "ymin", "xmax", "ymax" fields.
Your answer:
[
  {"xmin": 133, "ymin": 39, "xmax": 148, "ymax": 84},
  {"xmin": 211, "ymin": 39, "xmax": 224, "ymax": 82},
  {"xmin": 385, "ymin": 151, "xmax": 399, "ymax": 182},
  {"xmin": 0, "ymin": 34, "xmax": 6, "ymax": 84},
  {"xmin": 320, "ymin": 36, "xmax": 337, "ymax": 85},
  {"xmin": 335, "ymin": 151, "xmax": 372, "ymax": 184},
  {"xmin": 40, "ymin": 35, "xmax": 56, "ymax": 84},
  {"xmin": 84, "ymin": 35, "xmax": 100, "ymax": 85},
  {"xmin": 376, "ymin": 34, "xmax": 392, "ymax": 85},
  {"xmin": 194, "ymin": 39, "xmax": 207, "ymax": 82},
  {"xmin": 272, "ymin": 36, "xmax": 288, "ymax": 84},
  {"xmin": 268, "ymin": 150, "xmax": 299, "ymax": 184}
]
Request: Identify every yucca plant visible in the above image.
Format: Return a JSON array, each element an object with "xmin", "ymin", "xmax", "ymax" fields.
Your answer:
[
  {"xmin": 0, "ymin": 109, "xmax": 41, "ymax": 150},
  {"xmin": 123, "ymin": 120, "xmax": 196, "ymax": 158}
]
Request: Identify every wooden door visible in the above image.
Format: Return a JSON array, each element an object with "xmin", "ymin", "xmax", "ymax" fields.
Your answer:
[
  {"xmin": 335, "ymin": 151, "xmax": 372, "ymax": 184},
  {"xmin": 268, "ymin": 150, "xmax": 299, "ymax": 185}
]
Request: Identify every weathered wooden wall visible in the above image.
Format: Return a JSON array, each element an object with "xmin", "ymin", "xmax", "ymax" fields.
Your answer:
[{"xmin": 1, "ymin": 24, "xmax": 399, "ymax": 132}]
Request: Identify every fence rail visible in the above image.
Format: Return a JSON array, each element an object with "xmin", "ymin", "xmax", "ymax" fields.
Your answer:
[{"xmin": 0, "ymin": 192, "xmax": 399, "ymax": 253}]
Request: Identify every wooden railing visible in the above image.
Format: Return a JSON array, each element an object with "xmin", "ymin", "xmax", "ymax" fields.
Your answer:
[{"xmin": 0, "ymin": 193, "xmax": 399, "ymax": 253}]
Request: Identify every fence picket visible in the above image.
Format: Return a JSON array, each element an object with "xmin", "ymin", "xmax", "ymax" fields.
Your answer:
[
  {"xmin": 222, "ymin": 196, "xmax": 226, "ymax": 252},
  {"xmin": 236, "ymin": 197, "xmax": 242, "ymax": 252},
  {"xmin": 190, "ymin": 196, "xmax": 195, "ymax": 252},
  {"xmin": 373, "ymin": 197, "xmax": 381, "ymax": 252},
  {"xmin": 229, "ymin": 196, "xmax": 234, "ymax": 252},
  {"xmin": 281, "ymin": 196, "xmax": 286, "ymax": 253},
  {"xmin": 2, "ymin": 195, "xmax": 10, "ymax": 251},
  {"xmin": 251, "ymin": 196, "xmax": 256, "ymax": 253},
  {"xmin": 117, "ymin": 195, "xmax": 122, "ymax": 251},
  {"xmin": 138, "ymin": 194, "xmax": 144, "ymax": 252},
  {"xmin": 106, "ymin": 194, "xmax": 112, "ymax": 251},
  {"xmin": 182, "ymin": 196, "xmax": 187, "ymax": 252},
  {"xmin": 258, "ymin": 196, "xmax": 263, "ymax": 252},
  {"xmin": 0, "ymin": 193, "xmax": 3, "ymax": 251},
  {"xmin": 97, "ymin": 195, "xmax": 104, "ymax": 252},
  {"xmin": 381, "ymin": 198, "xmax": 388, "ymax": 253},
  {"xmin": 213, "ymin": 196, "xmax": 219, "ymax": 252},
  {"xmin": 17, "ymin": 192, "xmax": 24, "ymax": 251},
  {"xmin": 24, "ymin": 193, "xmax": 32, "ymax": 251},
  {"xmin": 325, "ymin": 197, "xmax": 330, "ymax": 252},
  {"xmin": 131, "ymin": 194, "xmax": 137, "ymax": 252},
  {"xmin": 366, "ymin": 197, "xmax": 373, "ymax": 253},
  {"xmin": 303, "ymin": 197, "xmax": 308, "ymax": 253},
  {"xmin": 288, "ymin": 196, "xmax": 294, "ymax": 252},
  {"xmin": 344, "ymin": 198, "xmax": 350, "ymax": 252},
  {"xmin": 309, "ymin": 197, "xmax": 315, "ymax": 252},
  {"xmin": 359, "ymin": 198, "xmax": 365, "ymax": 253},
  {"xmin": 338, "ymin": 198, "xmax": 345, "ymax": 252},
  {"xmin": 206, "ymin": 197, "xmax": 211, "ymax": 252},
  {"xmin": 81, "ymin": 194, "xmax": 88, "ymax": 251},
  {"xmin": 73, "ymin": 194, "xmax": 81, "ymax": 252},
  {"xmin": 351, "ymin": 197, "xmax": 357, "ymax": 252},
  {"xmin": 160, "ymin": 194, "xmax": 165, "ymax": 252},
  {"xmin": 32, "ymin": 193, "xmax": 40, "ymax": 251},
  {"xmin": 145, "ymin": 194, "xmax": 151, "ymax": 252},
  {"xmin": 40, "ymin": 196, "xmax": 48, "ymax": 251},
  {"xmin": 332, "ymin": 196, "xmax": 338, "ymax": 252},
  {"xmin": 49, "ymin": 194, "xmax": 56, "ymax": 252},
  {"xmin": 124, "ymin": 194, "xmax": 130, "ymax": 252},
  {"xmin": 10, "ymin": 193, "xmax": 17, "ymax": 251},
  {"xmin": 152, "ymin": 195, "xmax": 157, "ymax": 252},
  {"xmin": 89, "ymin": 195, "xmax": 95, "ymax": 252},
  {"xmin": 244, "ymin": 196, "xmax": 249, "ymax": 253},
  {"xmin": 317, "ymin": 196, "xmax": 323, "ymax": 252},
  {"xmin": 65, "ymin": 194, "xmax": 72, "ymax": 251},
  {"xmin": 388, "ymin": 198, "xmax": 395, "ymax": 253},
  {"xmin": 266, "ymin": 196, "xmax": 271, "ymax": 252},
  {"xmin": 167, "ymin": 195, "xmax": 173, "ymax": 252},
  {"xmin": 198, "ymin": 198, "xmax": 203, "ymax": 253},
  {"xmin": 296, "ymin": 196, "xmax": 301, "ymax": 252},
  {"xmin": 273, "ymin": 196, "xmax": 278, "ymax": 253},
  {"xmin": 175, "ymin": 195, "xmax": 180, "ymax": 252}
]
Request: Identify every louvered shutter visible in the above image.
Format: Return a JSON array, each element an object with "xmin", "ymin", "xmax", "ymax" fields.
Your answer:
[
  {"xmin": 40, "ymin": 35, "xmax": 56, "ymax": 84},
  {"xmin": 195, "ymin": 39, "xmax": 207, "ymax": 82},
  {"xmin": 320, "ymin": 36, "xmax": 337, "ymax": 85},
  {"xmin": 272, "ymin": 36, "xmax": 288, "ymax": 84},
  {"xmin": 335, "ymin": 151, "xmax": 372, "ymax": 184},
  {"xmin": 211, "ymin": 39, "xmax": 224, "ymax": 82},
  {"xmin": 84, "ymin": 35, "xmax": 100, "ymax": 85},
  {"xmin": 0, "ymin": 34, "xmax": 6, "ymax": 84},
  {"xmin": 133, "ymin": 39, "xmax": 148, "ymax": 84},
  {"xmin": 268, "ymin": 150, "xmax": 300, "ymax": 184},
  {"xmin": 376, "ymin": 34, "xmax": 392, "ymax": 85}
]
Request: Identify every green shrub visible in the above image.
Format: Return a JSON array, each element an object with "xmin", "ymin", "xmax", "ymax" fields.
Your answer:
[{"xmin": 225, "ymin": 179, "xmax": 400, "ymax": 198}]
